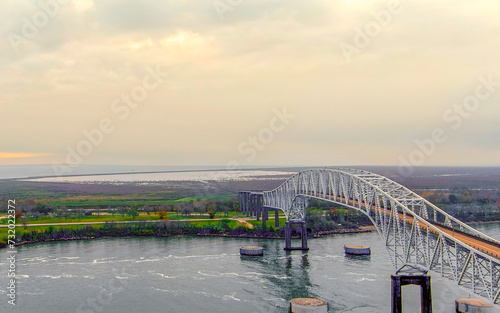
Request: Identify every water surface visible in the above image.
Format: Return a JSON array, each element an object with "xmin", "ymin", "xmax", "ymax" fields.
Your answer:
[{"xmin": 1, "ymin": 223, "xmax": 499, "ymax": 313}]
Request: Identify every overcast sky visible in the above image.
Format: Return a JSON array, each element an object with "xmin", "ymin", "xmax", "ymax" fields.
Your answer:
[{"xmin": 1, "ymin": 0, "xmax": 499, "ymax": 168}]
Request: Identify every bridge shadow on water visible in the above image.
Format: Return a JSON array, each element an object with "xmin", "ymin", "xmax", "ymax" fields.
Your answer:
[{"xmin": 239, "ymin": 240, "xmax": 320, "ymax": 307}]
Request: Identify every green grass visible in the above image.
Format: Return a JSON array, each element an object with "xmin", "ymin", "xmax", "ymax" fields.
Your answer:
[
  {"xmin": 33, "ymin": 215, "xmax": 149, "ymax": 224},
  {"xmin": 0, "ymin": 224, "xmax": 105, "ymax": 242},
  {"xmin": 0, "ymin": 213, "xmax": 161, "ymax": 225},
  {"xmin": 166, "ymin": 214, "xmax": 210, "ymax": 220},
  {"xmin": 44, "ymin": 196, "xmax": 174, "ymax": 207},
  {"xmin": 188, "ymin": 220, "xmax": 240, "ymax": 228},
  {"xmin": 0, "ymin": 214, "xmax": 286, "ymax": 244},
  {"xmin": 176, "ymin": 195, "xmax": 234, "ymax": 202},
  {"xmin": 39, "ymin": 194, "xmax": 236, "ymax": 208},
  {"xmin": 248, "ymin": 217, "xmax": 287, "ymax": 228},
  {"xmin": 0, "ymin": 190, "xmax": 247, "ymax": 243},
  {"xmin": 0, "ymin": 188, "xmax": 240, "ymax": 245},
  {"xmin": 0, "ymin": 212, "xmax": 239, "ymax": 226},
  {"xmin": 0, "ymin": 219, "xmax": 247, "ymax": 242}
]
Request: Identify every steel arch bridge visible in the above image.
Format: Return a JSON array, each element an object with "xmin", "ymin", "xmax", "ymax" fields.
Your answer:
[{"xmin": 261, "ymin": 168, "xmax": 500, "ymax": 306}]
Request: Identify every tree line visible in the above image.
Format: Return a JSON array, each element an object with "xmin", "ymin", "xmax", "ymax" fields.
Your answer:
[{"xmin": 0, "ymin": 197, "xmax": 240, "ymax": 221}]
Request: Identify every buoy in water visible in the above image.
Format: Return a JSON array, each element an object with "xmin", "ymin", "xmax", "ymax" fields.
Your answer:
[
  {"xmin": 344, "ymin": 245, "xmax": 371, "ymax": 255},
  {"xmin": 456, "ymin": 298, "xmax": 494, "ymax": 313},
  {"xmin": 289, "ymin": 298, "xmax": 328, "ymax": 313},
  {"xmin": 240, "ymin": 246, "xmax": 264, "ymax": 256}
]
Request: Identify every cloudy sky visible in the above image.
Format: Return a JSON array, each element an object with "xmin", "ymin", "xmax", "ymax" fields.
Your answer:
[{"xmin": 1, "ymin": 0, "xmax": 499, "ymax": 168}]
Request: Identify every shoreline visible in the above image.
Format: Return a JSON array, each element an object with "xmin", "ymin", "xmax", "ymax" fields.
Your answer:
[
  {"xmin": 3, "ymin": 221, "xmax": 497, "ymax": 250},
  {"xmin": 0, "ymin": 226, "xmax": 374, "ymax": 249}
]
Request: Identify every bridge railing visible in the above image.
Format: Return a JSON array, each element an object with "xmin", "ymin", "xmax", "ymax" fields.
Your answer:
[{"xmin": 260, "ymin": 168, "xmax": 500, "ymax": 305}]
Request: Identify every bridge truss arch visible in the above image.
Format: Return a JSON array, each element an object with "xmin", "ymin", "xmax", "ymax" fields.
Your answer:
[{"xmin": 262, "ymin": 168, "xmax": 500, "ymax": 305}]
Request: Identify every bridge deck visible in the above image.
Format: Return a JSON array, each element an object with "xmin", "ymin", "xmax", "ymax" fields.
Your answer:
[
  {"xmin": 262, "ymin": 169, "xmax": 500, "ymax": 305},
  {"xmin": 321, "ymin": 194, "xmax": 500, "ymax": 260},
  {"xmin": 427, "ymin": 222, "xmax": 500, "ymax": 259}
]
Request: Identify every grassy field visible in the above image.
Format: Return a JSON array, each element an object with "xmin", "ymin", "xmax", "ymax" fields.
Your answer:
[
  {"xmin": 247, "ymin": 217, "xmax": 287, "ymax": 228},
  {"xmin": 0, "ymin": 211, "xmax": 286, "ymax": 240},
  {"xmin": 0, "ymin": 213, "xmax": 287, "ymax": 243},
  {"xmin": 0, "ymin": 182, "xmax": 285, "ymax": 244},
  {"xmin": 0, "ymin": 218, "xmax": 254, "ymax": 242},
  {"xmin": 40, "ymin": 194, "xmax": 234, "ymax": 208},
  {"xmin": 0, "ymin": 224, "xmax": 104, "ymax": 241},
  {"xmin": 0, "ymin": 212, "xmax": 225, "ymax": 226}
]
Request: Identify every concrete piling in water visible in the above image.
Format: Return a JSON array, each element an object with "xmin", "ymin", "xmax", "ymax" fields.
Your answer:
[
  {"xmin": 344, "ymin": 245, "xmax": 371, "ymax": 255},
  {"xmin": 391, "ymin": 275, "xmax": 432, "ymax": 313},
  {"xmin": 240, "ymin": 246, "xmax": 264, "ymax": 256},
  {"xmin": 289, "ymin": 298, "xmax": 328, "ymax": 313},
  {"xmin": 455, "ymin": 298, "xmax": 494, "ymax": 313},
  {"xmin": 284, "ymin": 221, "xmax": 309, "ymax": 250}
]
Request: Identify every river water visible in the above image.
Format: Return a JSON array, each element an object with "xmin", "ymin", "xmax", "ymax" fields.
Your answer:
[{"xmin": 1, "ymin": 223, "xmax": 500, "ymax": 313}]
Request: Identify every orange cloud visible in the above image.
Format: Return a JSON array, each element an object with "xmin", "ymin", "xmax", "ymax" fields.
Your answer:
[{"xmin": 0, "ymin": 153, "xmax": 51, "ymax": 159}]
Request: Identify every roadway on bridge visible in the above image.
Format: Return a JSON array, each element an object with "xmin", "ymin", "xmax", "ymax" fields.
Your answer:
[
  {"xmin": 424, "ymin": 220, "xmax": 500, "ymax": 259},
  {"xmin": 324, "ymin": 194, "xmax": 500, "ymax": 260}
]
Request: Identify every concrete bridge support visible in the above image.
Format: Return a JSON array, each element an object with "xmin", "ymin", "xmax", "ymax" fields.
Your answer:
[
  {"xmin": 284, "ymin": 221, "xmax": 308, "ymax": 250},
  {"xmin": 391, "ymin": 275, "xmax": 432, "ymax": 313},
  {"xmin": 256, "ymin": 168, "xmax": 500, "ymax": 305},
  {"xmin": 250, "ymin": 193, "xmax": 262, "ymax": 221},
  {"xmin": 239, "ymin": 191, "xmax": 280, "ymax": 228},
  {"xmin": 238, "ymin": 192, "xmax": 249, "ymax": 217},
  {"xmin": 239, "ymin": 191, "xmax": 262, "ymax": 218}
]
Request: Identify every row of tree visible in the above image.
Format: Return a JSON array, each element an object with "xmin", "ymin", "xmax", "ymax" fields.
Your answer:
[
  {"xmin": 8, "ymin": 211, "xmax": 367, "ymax": 247},
  {"xmin": 0, "ymin": 198, "xmax": 240, "ymax": 220},
  {"xmin": 419, "ymin": 190, "xmax": 500, "ymax": 222},
  {"xmin": 10, "ymin": 221, "xmax": 281, "ymax": 246}
]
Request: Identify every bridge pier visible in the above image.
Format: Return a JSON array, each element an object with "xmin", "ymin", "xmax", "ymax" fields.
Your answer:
[
  {"xmin": 391, "ymin": 275, "xmax": 432, "ymax": 313},
  {"xmin": 241, "ymin": 169, "xmax": 500, "ymax": 306},
  {"xmin": 239, "ymin": 191, "xmax": 264, "ymax": 220},
  {"xmin": 284, "ymin": 221, "xmax": 308, "ymax": 250},
  {"xmin": 262, "ymin": 207, "xmax": 268, "ymax": 226},
  {"xmin": 238, "ymin": 191, "xmax": 249, "ymax": 217},
  {"xmin": 250, "ymin": 193, "xmax": 262, "ymax": 221},
  {"xmin": 239, "ymin": 191, "xmax": 278, "ymax": 228}
]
